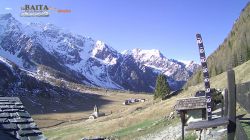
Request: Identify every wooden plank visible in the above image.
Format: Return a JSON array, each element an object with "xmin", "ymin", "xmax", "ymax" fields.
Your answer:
[
  {"xmin": 175, "ymin": 97, "xmax": 206, "ymax": 111},
  {"xmin": 236, "ymin": 119, "xmax": 248, "ymax": 140},
  {"xmin": 222, "ymin": 89, "xmax": 228, "ymax": 117},
  {"xmin": 237, "ymin": 83, "xmax": 247, "ymax": 101},
  {"xmin": 185, "ymin": 117, "xmax": 229, "ymax": 130},
  {"xmin": 202, "ymin": 108, "xmax": 206, "ymax": 120},
  {"xmin": 227, "ymin": 70, "xmax": 236, "ymax": 140},
  {"xmin": 0, "ymin": 97, "xmax": 20, "ymax": 102},
  {"xmin": 236, "ymin": 81, "xmax": 250, "ymax": 113}
]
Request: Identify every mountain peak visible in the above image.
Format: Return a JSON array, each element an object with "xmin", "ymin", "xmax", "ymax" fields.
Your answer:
[
  {"xmin": 132, "ymin": 48, "xmax": 163, "ymax": 59},
  {"xmin": 92, "ymin": 40, "xmax": 108, "ymax": 56},
  {"xmin": 0, "ymin": 13, "xmax": 13, "ymax": 20},
  {"xmin": 26, "ymin": 22, "xmax": 60, "ymax": 32},
  {"xmin": 96, "ymin": 40, "xmax": 106, "ymax": 49},
  {"xmin": 179, "ymin": 60, "xmax": 192, "ymax": 65},
  {"xmin": 93, "ymin": 40, "xmax": 117, "ymax": 53},
  {"xmin": 121, "ymin": 50, "xmax": 133, "ymax": 55},
  {"xmin": 0, "ymin": 13, "xmax": 22, "ymax": 36}
]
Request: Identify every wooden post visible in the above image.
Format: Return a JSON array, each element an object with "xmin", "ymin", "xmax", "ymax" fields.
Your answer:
[
  {"xmin": 196, "ymin": 34, "xmax": 212, "ymax": 120},
  {"xmin": 180, "ymin": 111, "xmax": 186, "ymax": 140},
  {"xmin": 222, "ymin": 89, "xmax": 228, "ymax": 117},
  {"xmin": 221, "ymin": 96, "xmax": 224, "ymax": 117},
  {"xmin": 202, "ymin": 108, "xmax": 206, "ymax": 120},
  {"xmin": 227, "ymin": 70, "xmax": 236, "ymax": 140}
]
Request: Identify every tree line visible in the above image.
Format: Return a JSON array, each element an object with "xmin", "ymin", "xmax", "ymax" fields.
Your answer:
[{"xmin": 185, "ymin": 2, "xmax": 250, "ymax": 87}]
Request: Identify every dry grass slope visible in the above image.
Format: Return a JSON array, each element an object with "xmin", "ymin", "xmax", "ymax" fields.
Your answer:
[{"xmin": 36, "ymin": 60, "xmax": 250, "ymax": 140}]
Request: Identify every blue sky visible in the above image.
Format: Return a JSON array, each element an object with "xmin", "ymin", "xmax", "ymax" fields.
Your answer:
[{"xmin": 0, "ymin": 0, "xmax": 249, "ymax": 62}]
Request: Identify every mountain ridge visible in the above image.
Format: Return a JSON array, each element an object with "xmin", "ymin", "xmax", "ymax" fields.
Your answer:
[{"xmin": 0, "ymin": 13, "xmax": 199, "ymax": 92}]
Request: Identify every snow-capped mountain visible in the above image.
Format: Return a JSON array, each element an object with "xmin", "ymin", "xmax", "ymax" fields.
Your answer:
[{"xmin": 0, "ymin": 13, "xmax": 199, "ymax": 92}]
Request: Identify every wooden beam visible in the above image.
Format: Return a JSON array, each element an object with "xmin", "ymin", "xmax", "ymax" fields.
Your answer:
[
  {"xmin": 202, "ymin": 108, "xmax": 206, "ymax": 120},
  {"xmin": 227, "ymin": 70, "xmax": 236, "ymax": 140},
  {"xmin": 222, "ymin": 89, "xmax": 228, "ymax": 117},
  {"xmin": 236, "ymin": 119, "xmax": 248, "ymax": 140},
  {"xmin": 180, "ymin": 111, "xmax": 186, "ymax": 140},
  {"xmin": 236, "ymin": 81, "xmax": 250, "ymax": 113},
  {"xmin": 185, "ymin": 117, "xmax": 228, "ymax": 130}
]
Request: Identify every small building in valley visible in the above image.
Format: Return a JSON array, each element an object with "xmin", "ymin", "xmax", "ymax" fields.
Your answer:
[
  {"xmin": 89, "ymin": 105, "xmax": 105, "ymax": 119},
  {"xmin": 123, "ymin": 98, "xmax": 146, "ymax": 105}
]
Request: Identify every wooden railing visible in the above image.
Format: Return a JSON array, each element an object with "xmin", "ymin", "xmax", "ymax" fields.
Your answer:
[
  {"xmin": 236, "ymin": 81, "xmax": 250, "ymax": 113},
  {"xmin": 226, "ymin": 70, "xmax": 249, "ymax": 140},
  {"xmin": 175, "ymin": 70, "xmax": 250, "ymax": 140},
  {"xmin": 236, "ymin": 118, "xmax": 248, "ymax": 140},
  {"xmin": 176, "ymin": 34, "xmax": 249, "ymax": 139},
  {"xmin": 235, "ymin": 81, "xmax": 250, "ymax": 139}
]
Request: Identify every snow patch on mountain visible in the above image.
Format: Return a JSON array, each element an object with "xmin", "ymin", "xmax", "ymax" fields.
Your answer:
[
  {"xmin": 0, "ymin": 56, "xmax": 14, "ymax": 71},
  {"xmin": 91, "ymin": 40, "xmax": 119, "ymax": 65},
  {"xmin": 0, "ymin": 46, "xmax": 23, "ymax": 68},
  {"xmin": 121, "ymin": 50, "xmax": 130, "ymax": 55},
  {"xmin": 132, "ymin": 48, "xmax": 162, "ymax": 60},
  {"xmin": 83, "ymin": 64, "xmax": 123, "ymax": 89},
  {"xmin": 92, "ymin": 40, "xmax": 106, "ymax": 56},
  {"xmin": 179, "ymin": 60, "xmax": 195, "ymax": 67}
]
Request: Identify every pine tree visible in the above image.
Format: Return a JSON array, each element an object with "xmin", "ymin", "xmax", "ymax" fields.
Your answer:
[{"xmin": 154, "ymin": 74, "xmax": 171, "ymax": 100}]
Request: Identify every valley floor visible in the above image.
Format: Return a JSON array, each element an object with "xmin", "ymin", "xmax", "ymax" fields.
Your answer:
[{"xmin": 31, "ymin": 60, "xmax": 250, "ymax": 140}]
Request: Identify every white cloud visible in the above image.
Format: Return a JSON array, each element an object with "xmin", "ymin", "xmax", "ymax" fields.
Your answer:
[{"xmin": 5, "ymin": 7, "xmax": 12, "ymax": 10}]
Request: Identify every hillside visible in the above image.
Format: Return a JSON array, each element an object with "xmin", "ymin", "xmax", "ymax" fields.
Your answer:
[
  {"xmin": 186, "ymin": 2, "xmax": 250, "ymax": 87},
  {"xmin": 40, "ymin": 60, "xmax": 250, "ymax": 140}
]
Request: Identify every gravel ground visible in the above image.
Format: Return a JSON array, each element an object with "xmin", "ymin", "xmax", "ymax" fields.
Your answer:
[
  {"xmin": 138, "ymin": 122, "xmax": 184, "ymax": 140},
  {"xmin": 138, "ymin": 105, "xmax": 227, "ymax": 140},
  {"xmin": 138, "ymin": 122, "xmax": 226, "ymax": 140}
]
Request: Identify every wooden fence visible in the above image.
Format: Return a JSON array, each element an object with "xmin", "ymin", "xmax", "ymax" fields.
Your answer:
[
  {"xmin": 236, "ymin": 118, "xmax": 248, "ymax": 140},
  {"xmin": 236, "ymin": 81, "xmax": 250, "ymax": 113},
  {"xmin": 175, "ymin": 70, "xmax": 250, "ymax": 140},
  {"xmin": 236, "ymin": 81, "xmax": 250, "ymax": 139},
  {"xmin": 227, "ymin": 70, "xmax": 249, "ymax": 140}
]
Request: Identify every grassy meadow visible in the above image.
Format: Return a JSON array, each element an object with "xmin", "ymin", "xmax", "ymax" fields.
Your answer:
[{"xmin": 32, "ymin": 60, "xmax": 250, "ymax": 139}]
